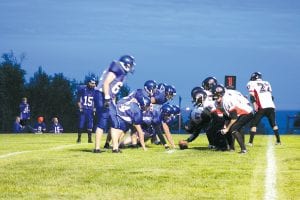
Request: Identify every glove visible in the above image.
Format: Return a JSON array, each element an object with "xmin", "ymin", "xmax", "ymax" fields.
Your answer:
[{"xmin": 104, "ymin": 98, "xmax": 110, "ymax": 108}]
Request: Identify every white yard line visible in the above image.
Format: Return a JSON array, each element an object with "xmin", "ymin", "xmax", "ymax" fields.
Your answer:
[
  {"xmin": 264, "ymin": 136, "xmax": 277, "ymax": 200},
  {"xmin": 0, "ymin": 144, "xmax": 80, "ymax": 159},
  {"xmin": 0, "ymin": 150, "xmax": 32, "ymax": 158}
]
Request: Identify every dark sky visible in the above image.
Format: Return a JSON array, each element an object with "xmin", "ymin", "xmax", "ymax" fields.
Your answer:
[{"xmin": 1, "ymin": 0, "xmax": 300, "ymax": 109}]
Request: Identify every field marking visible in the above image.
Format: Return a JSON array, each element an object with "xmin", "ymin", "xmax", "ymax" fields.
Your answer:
[
  {"xmin": 0, "ymin": 144, "xmax": 81, "ymax": 159},
  {"xmin": 264, "ymin": 136, "xmax": 277, "ymax": 200},
  {"xmin": 0, "ymin": 150, "xmax": 32, "ymax": 159}
]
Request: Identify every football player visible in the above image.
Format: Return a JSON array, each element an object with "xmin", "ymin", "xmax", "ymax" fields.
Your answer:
[
  {"xmin": 33, "ymin": 116, "xmax": 46, "ymax": 134},
  {"xmin": 183, "ymin": 87, "xmax": 212, "ymax": 146},
  {"xmin": 211, "ymin": 85, "xmax": 254, "ymax": 154},
  {"xmin": 247, "ymin": 72, "xmax": 281, "ymax": 145},
  {"xmin": 119, "ymin": 103, "xmax": 178, "ymax": 150},
  {"xmin": 93, "ymin": 55, "xmax": 135, "ymax": 153},
  {"xmin": 49, "ymin": 117, "xmax": 64, "ymax": 134},
  {"xmin": 76, "ymin": 77, "xmax": 96, "ymax": 143},
  {"xmin": 109, "ymin": 91, "xmax": 151, "ymax": 152},
  {"xmin": 19, "ymin": 97, "xmax": 31, "ymax": 131},
  {"xmin": 102, "ymin": 80, "xmax": 158, "ymax": 149}
]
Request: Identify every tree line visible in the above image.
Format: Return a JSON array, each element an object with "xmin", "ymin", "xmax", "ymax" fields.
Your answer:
[{"xmin": 0, "ymin": 51, "xmax": 82, "ymax": 132}]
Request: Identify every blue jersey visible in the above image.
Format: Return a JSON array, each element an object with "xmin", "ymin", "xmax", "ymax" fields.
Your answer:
[
  {"xmin": 116, "ymin": 97, "xmax": 143, "ymax": 125},
  {"xmin": 96, "ymin": 61, "xmax": 128, "ymax": 99},
  {"xmin": 13, "ymin": 122, "xmax": 23, "ymax": 133},
  {"xmin": 19, "ymin": 102, "xmax": 30, "ymax": 120},
  {"xmin": 50, "ymin": 123, "xmax": 63, "ymax": 133},
  {"xmin": 128, "ymin": 88, "xmax": 149, "ymax": 99},
  {"xmin": 33, "ymin": 122, "xmax": 46, "ymax": 133},
  {"xmin": 78, "ymin": 86, "xmax": 95, "ymax": 110}
]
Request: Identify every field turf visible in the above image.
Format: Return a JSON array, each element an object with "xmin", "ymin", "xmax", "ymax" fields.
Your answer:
[{"xmin": 0, "ymin": 133, "xmax": 299, "ymax": 200}]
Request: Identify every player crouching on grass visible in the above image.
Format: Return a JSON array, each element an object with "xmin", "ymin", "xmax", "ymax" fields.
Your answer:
[
  {"xmin": 211, "ymin": 84, "xmax": 254, "ymax": 154},
  {"xmin": 119, "ymin": 103, "xmax": 178, "ymax": 150},
  {"xmin": 108, "ymin": 91, "xmax": 151, "ymax": 153}
]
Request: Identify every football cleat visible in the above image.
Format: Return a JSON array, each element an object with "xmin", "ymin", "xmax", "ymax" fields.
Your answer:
[
  {"xmin": 112, "ymin": 149, "xmax": 122, "ymax": 153},
  {"xmin": 103, "ymin": 143, "xmax": 111, "ymax": 149},
  {"xmin": 239, "ymin": 150, "xmax": 247, "ymax": 154},
  {"xmin": 93, "ymin": 149, "xmax": 101, "ymax": 153}
]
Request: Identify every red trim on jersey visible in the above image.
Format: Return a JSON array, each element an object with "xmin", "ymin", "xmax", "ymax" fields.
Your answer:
[
  {"xmin": 254, "ymin": 89, "xmax": 262, "ymax": 110},
  {"xmin": 230, "ymin": 107, "xmax": 250, "ymax": 116}
]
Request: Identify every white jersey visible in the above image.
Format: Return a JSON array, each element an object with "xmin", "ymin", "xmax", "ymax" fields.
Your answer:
[
  {"xmin": 247, "ymin": 80, "xmax": 275, "ymax": 109},
  {"xmin": 213, "ymin": 89, "xmax": 253, "ymax": 118}
]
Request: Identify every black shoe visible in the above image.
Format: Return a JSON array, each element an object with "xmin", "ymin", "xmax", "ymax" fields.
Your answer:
[
  {"xmin": 128, "ymin": 144, "xmax": 138, "ymax": 149},
  {"xmin": 93, "ymin": 149, "xmax": 101, "ymax": 153},
  {"xmin": 76, "ymin": 138, "xmax": 81, "ymax": 143},
  {"xmin": 103, "ymin": 143, "xmax": 110, "ymax": 149},
  {"xmin": 112, "ymin": 149, "xmax": 122, "ymax": 153},
  {"xmin": 119, "ymin": 143, "xmax": 125, "ymax": 149},
  {"xmin": 88, "ymin": 139, "xmax": 93, "ymax": 143}
]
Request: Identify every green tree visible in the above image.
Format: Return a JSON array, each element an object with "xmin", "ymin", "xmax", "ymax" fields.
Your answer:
[
  {"xmin": 0, "ymin": 51, "xmax": 26, "ymax": 132},
  {"xmin": 26, "ymin": 66, "xmax": 51, "ymax": 126},
  {"xmin": 47, "ymin": 73, "xmax": 77, "ymax": 132}
]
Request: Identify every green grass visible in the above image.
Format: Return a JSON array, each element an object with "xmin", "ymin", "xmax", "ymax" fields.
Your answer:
[{"xmin": 0, "ymin": 133, "xmax": 299, "ymax": 200}]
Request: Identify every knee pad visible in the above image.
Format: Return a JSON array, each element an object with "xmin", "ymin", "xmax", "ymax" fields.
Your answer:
[{"xmin": 273, "ymin": 126, "xmax": 278, "ymax": 131}]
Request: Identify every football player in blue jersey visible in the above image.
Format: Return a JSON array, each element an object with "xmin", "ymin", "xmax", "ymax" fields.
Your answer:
[
  {"xmin": 19, "ymin": 97, "xmax": 30, "ymax": 131},
  {"xmin": 152, "ymin": 84, "xmax": 176, "ymax": 105},
  {"xmin": 109, "ymin": 91, "xmax": 151, "ymax": 153},
  {"xmin": 13, "ymin": 116, "xmax": 23, "ymax": 133},
  {"xmin": 119, "ymin": 103, "xmax": 178, "ymax": 149},
  {"xmin": 93, "ymin": 55, "xmax": 135, "ymax": 153},
  {"xmin": 102, "ymin": 80, "xmax": 158, "ymax": 149},
  {"xmin": 33, "ymin": 116, "xmax": 46, "ymax": 134},
  {"xmin": 49, "ymin": 117, "xmax": 64, "ymax": 134},
  {"xmin": 76, "ymin": 77, "xmax": 96, "ymax": 143}
]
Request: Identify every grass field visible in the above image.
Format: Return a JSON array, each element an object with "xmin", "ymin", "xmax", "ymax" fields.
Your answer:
[{"xmin": 0, "ymin": 133, "xmax": 299, "ymax": 200}]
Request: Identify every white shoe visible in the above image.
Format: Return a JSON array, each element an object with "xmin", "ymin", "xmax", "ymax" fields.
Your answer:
[
  {"xmin": 247, "ymin": 143, "xmax": 253, "ymax": 147},
  {"xmin": 275, "ymin": 142, "xmax": 281, "ymax": 145},
  {"xmin": 239, "ymin": 150, "xmax": 247, "ymax": 154}
]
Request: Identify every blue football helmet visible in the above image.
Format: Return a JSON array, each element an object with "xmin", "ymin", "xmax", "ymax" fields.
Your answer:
[
  {"xmin": 160, "ymin": 104, "xmax": 174, "ymax": 116},
  {"xmin": 171, "ymin": 105, "xmax": 181, "ymax": 116},
  {"xmin": 135, "ymin": 92, "xmax": 151, "ymax": 111},
  {"xmin": 202, "ymin": 77, "xmax": 218, "ymax": 91},
  {"xmin": 87, "ymin": 76, "xmax": 96, "ymax": 88},
  {"xmin": 165, "ymin": 85, "xmax": 176, "ymax": 100},
  {"xmin": 144, "ymin": 80, "xmax": 157, "ymax": 96},
  {"xmin": 250, "ymin": 72, "xmax": 262, "ymax": 81},
  {"xmin": 157, "ymin": 83, "xmax": 167, "ymax": 91},
  {"xmin": 212, "ymin": 84, "xmax": 226, "ymax": 100},
  {"xmin": 119, "ymin": 55, "xmax": 136, "ymax": 73}
]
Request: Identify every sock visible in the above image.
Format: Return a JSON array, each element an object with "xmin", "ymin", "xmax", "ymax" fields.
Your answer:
[
  {"xmin": 274, "ymin": 130, "xmax": 281, "ymax": 143},
  {"xmin": 249, "ymin": 131, "xmax": 255, "ymax": 143}
]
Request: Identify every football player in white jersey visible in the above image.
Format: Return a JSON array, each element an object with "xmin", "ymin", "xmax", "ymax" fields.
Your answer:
[
  {"xmin": 202, "ymin": 77, "xmax": 227, "ymax": 150},
  {"xmin": 211, "ymin": 85, "xmax": 254, "ymax": 154},
  {"xmin": 247, "ymin": 72, "xmax": 281, "ymax": 145}
]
